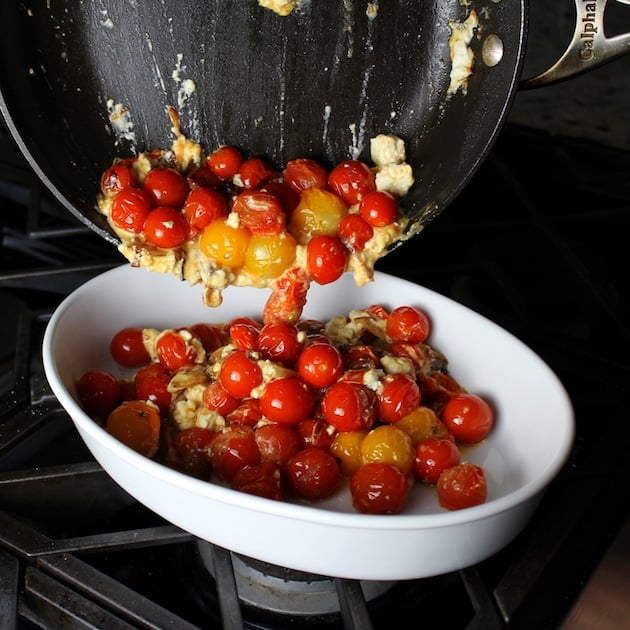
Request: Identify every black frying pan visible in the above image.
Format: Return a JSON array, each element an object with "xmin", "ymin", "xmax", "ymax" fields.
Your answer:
[{"xmin": 0, "ymin": 1, "xmax": 627, "ymax": 246}]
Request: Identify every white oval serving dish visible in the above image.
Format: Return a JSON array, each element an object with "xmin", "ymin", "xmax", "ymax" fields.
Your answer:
[{"xmin": 42, "ymin": 266, "xmax": 574, "ymax": 580}]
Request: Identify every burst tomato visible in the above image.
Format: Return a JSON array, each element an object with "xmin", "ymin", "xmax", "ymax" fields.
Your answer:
[
  {"xmin": 338, "ymin": 213, "xmax": 373, "ymax": 252},
  {"xmin": 327, "ymin": 160, "xmax": 376, "ymax": 205},
  {"xmin": 134, "ymin": 363, "xmax": 172, "ymax": 415},
  {"xmin": 437, "ymin": 462, "xmax": 487, "ymax": 510},
  {"xmin": 100, "ymin": 162, "xmax": 135, "ymax": 194},
  {"xmin": 283, "ymin": 158, "xmax": 328, "ymax": 192},
  {"xmin": 386, "ymin": 305, "xmax": 430, "ymax": 344},
  {"xmin": 155, "ymin": 330, "xmax": 200, "ymax": 371},
  {"xmin": 110, "ymin": 187, "xmax": 152, "ymax": 233},
  {"xmin": 183, "ymin": 188, "xmax": 228, "ymax": 237},
  {"xmin": 321, "ymin": 381, "xmax": 376, "ymax": 432},
  {"xmin": 257, "ymin": 321, "xmax": 302, "ymax": 364},
  {"xmin": 106, "ymin": 400, "xmax": 161, "ymax": 458},
  {"xmin": 285, "ymin": 447, "xmax": 341, "ymax": 500},
  {"xmin": 377, "ymin": 373, "xmax": 421, "ymax": 423}
]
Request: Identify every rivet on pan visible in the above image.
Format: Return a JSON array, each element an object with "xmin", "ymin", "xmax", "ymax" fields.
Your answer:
[{"xmin": 482, "ymin": 34, "xmax": 504, "ymax": 67}]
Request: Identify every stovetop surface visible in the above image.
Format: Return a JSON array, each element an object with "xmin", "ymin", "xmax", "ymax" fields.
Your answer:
[{"xmin": 1, "ymin": 121, "xmax": 630, "ymax": 629}]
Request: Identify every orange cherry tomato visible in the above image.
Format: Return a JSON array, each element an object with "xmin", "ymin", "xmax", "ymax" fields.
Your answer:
[
  {"xmin": 106, "ymin": 400, "xmax": 161, "ymax": 458},
  {"xmin": 199, "ymin": 218, "xmax": 251, "ymax": 268}
]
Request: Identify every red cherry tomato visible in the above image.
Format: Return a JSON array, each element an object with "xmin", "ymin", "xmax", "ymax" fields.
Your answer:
[
  {"xmin": 143, "ymin": 207, "xmax": 189, "ymax": 249},
  {"xmin": 341, "ymin": 344, "xmax": 379, "ymax": 370},
  {"xmin": 230, "ymin": 462, "xmax": 283, "ymax": 500},
  {"xmin": 219, "ymin": 351, "xmax": 262, "ymax": 399},
  {"xmin": 187, "ymin": 165, "xmax": 221, "ymax": 190},
  {"xmin": 441, "ymin": 393, "xmax": 494, "ymax": 443},
  {"xmin": 76, "ymin": 370, "xmax": 122, "ymax": 417},
  {"xmin": 285, "ymin": 447, "xmax": 341, "ymax": 500},
  {"xmin": 255, "ymin": 423, "xmax": 301, "ymax": 465},
  {"xmin": 100, "ymin": 162, "xmax": 136, "ymax": 194},
  {"xmin": 258, "ymin": 322, "xmax": 302, "ymax": 364},
  {"xmin": 207, "ymin": 145, "xmax": 243, "ymax": 179},
  {"xmin": 232, "ymin": 190, "xmax": 286, "ymax": 235},
  {"xmin": 202, "ymin": 380, "xmax": 239, "ymax": 416},
  {"xmin": 338, "ymin": 213, "xmax": 374, "ymax": 252},
  {"xmin": 155, "ymin": 330, "xmax": 199, "ymax": 371},
  {"xmin": 134, "ymin": 363, "xmax": 172, "ymax": 415},
  {"xmin": 183, "ymin": 188, "xmax": 228, "ymax": 237},
  {"xmin": 296, "ymin": 418, "xmax": 334, "ymax": 450},
  {"xmin": 210, "ymin": 425, "xmax": 261, "ymax": 482},
  {"xmin": 110, "ymin": 187, "xmax": 152, "ymax": 233},
  {"xmin": 359, "ymin": 190, "xmax": 398, "ymax": 227},
  {"xmin": 306, "ymin": 235, "xmax": 348, "ymax": 285},
  {"xmin": 327, "ymin": 160, "xmax": 376, "ymax": 205},
  {"xmin": 377, "ymin": 373, "xmax": 421, "ymax": 424},
  {"xmin": 259, "ymin": 181, "xmax": 300, "ymax": 214},
  {"xmin": 142, "ymin": 167, "xmax": 189, "ymax": 207},
  {"xmin": 350, "ymin": 463, "xmax": 409, "ymax": 514},
  {"xmin": 189, "ymin": 323, "xmax": 225, "ymax": 352},
  {"xmin": 297, "ymin": 342, "xmax": 344, "ymax": 388},
  {"xmin": 110, "ymin": 327, "xmax": 150, "ymax": 368},
  {"xmin": 437, "ymin": 462, "xmax": 487, "ymax": 510},
  {"xmin": 238, "ymin": 157, "xmax": 275, "ymax": 189},
  {"xmin": 283, "ymin": 158, "xmax": 328, "ymax": 192},
  {"xmin": 321, "ymin": 381, "xmax": 376, "ymax": 432},
  {"xmin": 259, "ymin": 376, "xmax": 314, "ymax": 425},
  {"xmin": 413, "ymin": 437, "xmax": 461, "ymax": 484},
  {"xmin": 386, "ymin": 306, "xmax": 430, "ymax": 344},
  {"xmin": 227, "ymin": 318, "xmax": 261, "ymax": 352},
  {"xmin": 173, "ymin": 427, "xmax": 216, "ymax": 478},
  {"xmin": 227, "ymin": 397, "xmax": 264, "ymax": 427}
]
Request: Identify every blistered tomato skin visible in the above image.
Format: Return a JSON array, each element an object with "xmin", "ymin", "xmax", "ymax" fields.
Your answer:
[
  {"xmin": 258, "ymin": 322, "xmax": 302, "ymax": 364},
  {"xmin": 101, "ymin": 162, "xmax": 135, "ymax": 194},
  {"xmin": 210, "ymin": 425, "xmax": 261, "ymax": 482},
  {"xmin": 386, "ymin": 306, "xmax": 431, "ymax": 344},
  {"xmin": 183, "ymin": 188, "xmax": 228, "ymax": 237},
  {"xmin": 155, "ymin": 330, "xmax": 200, "ymax": 371},
  {"xmin": 328, "ymin": 160, "xmax": 376, "ymax": 205},
  {"xmin": 110, "ymin": 188, "xmax": 153, "ymax": 233},
  {"xmin": 441, "ymin": 393, "xmax": 494, "ymax": 443},
  {"xmin": 437, "ymin": 462, "xmax": 487, "ymax": 510},
  {"xmin": 350, "ymin": 463, "xmax": 409, "ymax": 514},
  {"xmin": 321, "ymin": 381, "xmax": 377, "ymax": 432},
  {"xmin": 283, "ymin": 158, "xmax": 328, "ymax": 192},
  {"xmin": 286, "ymin": 447, "xmax": 341, "ymax": 500},
  {"xmin": 255, "ymin": 423, "xmax": 301, "ymax": 466}
]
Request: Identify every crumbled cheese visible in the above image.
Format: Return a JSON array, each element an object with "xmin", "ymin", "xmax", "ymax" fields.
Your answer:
[
  {"xmin": 259, "ymin": 0, "xmax": 295, "ymax": 16},
  {"xmin": 370, "ymin": 134, "xmax": 407, "ymax": 166},
  {"xmin": 448, "ymin": 10, "xmax": 479, "ymax": 96},
  {"xmin": 375, "ymin": 163, "xmax": 414, "ymax": 197},
  {"xmin": 380, "ymin": 354, "xmax": 416, "ymax": 377}
]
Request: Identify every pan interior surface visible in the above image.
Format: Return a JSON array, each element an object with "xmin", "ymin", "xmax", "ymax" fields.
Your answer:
[{"xmin": 0, "ymin": 1, "xmax": 525, "ymax": 241}]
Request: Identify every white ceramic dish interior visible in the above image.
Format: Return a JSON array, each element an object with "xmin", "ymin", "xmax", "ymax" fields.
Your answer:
[{"xmin": 42, "ymin": 266, "xmax": 574, "ymax": 580}]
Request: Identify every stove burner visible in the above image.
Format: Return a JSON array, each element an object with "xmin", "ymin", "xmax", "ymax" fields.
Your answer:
[{"xmin": 197, "ymin": 542, "xmax": 394, "ymax": 616}]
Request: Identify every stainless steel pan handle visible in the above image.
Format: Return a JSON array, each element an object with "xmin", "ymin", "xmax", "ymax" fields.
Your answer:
[{"xmin": 521, "ymin": 0, "xmax": 630, "ymax": 88}]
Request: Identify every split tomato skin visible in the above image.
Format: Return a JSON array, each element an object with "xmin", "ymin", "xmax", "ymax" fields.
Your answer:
[
  {"xmin": 110, "ymin": 187, "xmax": 152, "ymax": 233},
  {"xmin": 327, "ymin": 160, "xmax": 376, "ymax": 205},
  {"xmin": 437, "ymin": 462, "xmax": 487, "ymax": 510},
  {"xmin": 155, "ymin": 330, "xmax": 201, "ymax": 372},
  {"xmin": 285, "ymin": 447, "xmax": 341, "ymax": 500},
  {"xmin": 386, "ymin": 305, "xmax": 430, "ymax": 344},
  {"xmin": 321, "ymin": 381, "xmax": 377, "ymax": 432}
]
